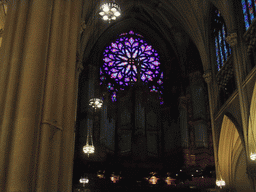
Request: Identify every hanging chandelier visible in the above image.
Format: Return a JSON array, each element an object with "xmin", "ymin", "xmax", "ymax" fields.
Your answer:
[
  {"xmin": 216, "ymin": 179, "xmax": 226, "ymax": 188},
  {"xmin": 79, "ymin": 177, "xmax": 89, "ymax": 187},
  {"xmin": 83, "ymin": 124, "xmax": 95, "ymax": 156},
  {"xmin": 99, "ymin": 1, "xmax": 121, "ymax": 22},
  {"xmin": 89, "ymin": 98, "xmax": 103, "ymax": 111}
]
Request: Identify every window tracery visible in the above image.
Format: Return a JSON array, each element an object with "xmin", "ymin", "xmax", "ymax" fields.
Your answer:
[{"xmin": 100, "ymin": 30, "xmax": 164, "ymax": 104}]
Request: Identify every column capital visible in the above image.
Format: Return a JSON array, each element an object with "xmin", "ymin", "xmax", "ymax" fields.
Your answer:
[
  {"xmin": 226, "ymin": 32, "xmax": 238, "ymax": 47},
  {"xmin": 203, "ymin": 70, "xmax": 212, "ymax": 84}
]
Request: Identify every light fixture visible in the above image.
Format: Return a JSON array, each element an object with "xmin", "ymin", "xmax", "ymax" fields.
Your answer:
[
  {"xmin": 83, "ymin": 118, "xmax": 95, "ymax": 156},
  {"xmin": 165, "ymin": 173, "xmax": 175, "ymax": 186},
  {"xmin": 99, "ymin": 1, "xmax": 121, "ymax": 22},
  {"xmin": 83, "ymin": 143, "xmax": 95, "ymax": 155},
  {"xmin": 79, "ymin": 177, "xmax": 89, "ymax": 187},
  {"xmin": 250, "ymin": 152, "xmax": 256, "ymax": 161},
  {"xmin": 110, "ymin": 173, "xmax": 121, "ymax": 183},
  {"xmin": 216, "ymin": 179, "xmax": 226, "ymax": 188},
  {"xmin": 149, "ymin": 176, "xmax": 159, "ymax": 185},
  {"xmin": 148, "ymin": 172, "xmax": 159, "ymax": 185},
  {"xmin": 89, "ymin": 98, "xmax": 103, "ymax": 111}
]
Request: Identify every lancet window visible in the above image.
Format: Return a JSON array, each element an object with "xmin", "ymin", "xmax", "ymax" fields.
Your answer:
[
  {"xmin": 213, "ymin": 9, "xmax": 231, "ymax": 71},
  {"xmin": 241, "ymin": 0, "xmax": 256, "ymax": 30}
]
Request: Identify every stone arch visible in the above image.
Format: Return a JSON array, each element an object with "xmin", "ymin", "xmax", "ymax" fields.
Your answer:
[
  {"xmin": 218, "ymin": 114, "xmax": 253, "ymax": 191},
  {"xmin": 248, "ymin": 82, "xmax": 256, "ymax": 157}
]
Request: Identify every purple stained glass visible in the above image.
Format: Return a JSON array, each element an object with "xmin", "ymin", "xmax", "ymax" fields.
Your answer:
[
  {"xmin": 111, "ymin": 92, "xmax": 117, "ymax": 102},
  {"xmin": 101, "ymin": 31, "xmax": 164, "ymax": 104},
  {"xmin": 102, "ymin": 31, "xmax": 161, "ymax": 85}
]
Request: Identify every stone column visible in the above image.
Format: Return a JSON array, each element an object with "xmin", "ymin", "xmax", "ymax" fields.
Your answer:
[
  {"xmin": 0, "ymin": 0, "xmax": 82, "ymax": 191},
  {"xmin": 179, "ymin": 96, "xmax": 189, "ymax": 148},
  {"xmin": 189, "ymin": 71, "xmax": 208, "ymax": 147},
  {"xmin": 226, "ymin": 33, "xmax": 249, "ymax": 152},
  {"xmin": 0, "ymin": 1, "xmax": 52, "ymax": 191},
  {"xmin": 203, "ymin": 70, "xmax": 219, "ymax": 181}
]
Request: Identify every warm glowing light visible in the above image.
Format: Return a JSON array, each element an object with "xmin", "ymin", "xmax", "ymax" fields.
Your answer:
[
  {"xmin": 89, "ymin": 98, "xmax": 103, "ymax": 109},
  {"xmin": 99, "ymin": 2, "xmax": 121, "ymax": 22},
  {"xmin": 83, "ymin": 144, "xmax": 95, "ymax": 154},
  {"xmin": 250, "ymin": 153, "xmax": 256, "ymax": 160},
  {"xmin": 103, "ymin": 5, "xmax": 109, "ymax": 12},
  {"xmin": 114, "ymin": 11, "xmax": 120, "ymax": 17},
  {"xmin": 216, "ymin": 179, "xmax": 226, "ymax": 188},
  {"xmin": 80, "ymin": 177, "xmax": 89, "ymax": 186},
  {"xmin": 110, "ymin": 174, "xmax": 120, "ymax": 183},
  {"xmin": 149, "ymin": 176, "xmax": 159, "ymax": 185},
  {"xmin": 111, "ymin": 7, "xmax": 117, "ymax": 12},
  {"xmin": 165, "ymin": 176, "xmax": 175, "ymax": 186}
]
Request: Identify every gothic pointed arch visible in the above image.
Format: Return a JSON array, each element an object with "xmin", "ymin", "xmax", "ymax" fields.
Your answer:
[
  {"xmin": 248, "ymin": 81, "xmax": 256, "ymax": 158},
  {"xmin": 218, "ymin": 115, "xmax": 252, "ymax": 191}
]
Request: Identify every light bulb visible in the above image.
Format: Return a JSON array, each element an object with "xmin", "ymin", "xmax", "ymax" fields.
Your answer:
[
  {"xmin": 103, "ymin": 6, "xmax": 109, "ymax": 12},
  {"xmin": 111, "ymin": 7, "xmax": 117, "ymax": 12},
  {"xmin": 99, "ymin": 12, "xmax": 105, "ymax": 16},
  {"xmin": 112, "ymin": 16, "xmax": 116, "ymax": 20},
  {"xmin": 103, "ymin": 15, "xmax": 108, "ymax": 20},
  {"xmin": 114, "ymin": 11, "xmax": 120, "ymax": 17}
]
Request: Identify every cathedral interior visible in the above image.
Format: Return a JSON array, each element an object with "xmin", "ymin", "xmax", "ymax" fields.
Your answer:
[{"xmin": 1, "ymin": 0, "xmax": 256, "ymax": 192}]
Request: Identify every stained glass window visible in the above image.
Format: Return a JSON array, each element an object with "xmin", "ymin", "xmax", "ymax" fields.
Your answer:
[
  {"xmin": 100, "ymin": 30, "xmax": 164, "ymax": 104},
  {"xmin": 213, "ymin": 9, "xmax": 231, "ymax": 71},
  {"xmin": 241, "ymin": 0, "xmax": 256, "ymax": 30}
]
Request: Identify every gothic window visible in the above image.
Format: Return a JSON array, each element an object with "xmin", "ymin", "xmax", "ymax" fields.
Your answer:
[
  {"xmin": 213, "ymin": 9, "xmax": 231, "ymax": 71},
  {"xmin": 241, "ymin": 0, "xmax": 256, "ymax": 30},
  {"xmin": 100, "ymin": 30, "xmax": 164, "ymax": 104}
]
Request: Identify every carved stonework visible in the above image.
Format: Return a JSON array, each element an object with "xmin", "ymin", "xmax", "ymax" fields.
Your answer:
[
  {"xmin": 226, "ymin": 32, "xmax": 237, "ymax": 47},
  {"xmin": 203, "ymin": 70, "xmax": 212, "ymax": 84}
]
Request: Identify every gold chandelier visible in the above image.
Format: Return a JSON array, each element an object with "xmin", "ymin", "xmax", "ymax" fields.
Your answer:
[
  {"xmin": 83, "ymin": 120, "xmax": 95, "ymax": 156},
  {"xmin": 216, "ymin": 179, "xmax": 226, "ymax": 188}
]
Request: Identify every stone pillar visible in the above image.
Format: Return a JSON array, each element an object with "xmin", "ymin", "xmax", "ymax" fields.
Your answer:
[
  {"xmin": 203, "ymin": 70, "xmax": 219, "ymax": 181},
  {"xmin": 133, "ymin": 87, "xmax": 147, "ymax": 161},
  {"xmin": 0, "ymin": 1, "xmax": 52, "ymax": 191},
  {"xmin": 226, "ymin": 33, "xmax": 249, "ymax": 152},
  {"xmin": 179, "ymin": 96, "xmax": 189, "ymax": 148},
  {"xmin": 189, "ymin": 71, "xmax": 208, "ymax": 147},
  {"xmin": 0, "ymin": 0, "xmax": 82, "ymax": 191}
]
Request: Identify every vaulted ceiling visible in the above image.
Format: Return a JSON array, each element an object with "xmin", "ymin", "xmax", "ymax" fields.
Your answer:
[{"xmin": 80, "ymin": 0, "xmax": 239, "ymax": 74}]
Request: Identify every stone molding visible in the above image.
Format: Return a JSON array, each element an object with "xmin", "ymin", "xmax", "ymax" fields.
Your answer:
[
  {"xmin": 203, "ymin": 70, "xmax": 212, "ymax": 84},
  {"xmin": 226, "ymin": 33, "xmax": 238, "ymax": 47}
]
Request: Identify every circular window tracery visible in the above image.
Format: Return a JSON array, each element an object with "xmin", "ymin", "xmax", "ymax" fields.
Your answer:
[{"xmin": 100, "ymin": 31, "xmax": 164, "ymax": 104}]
